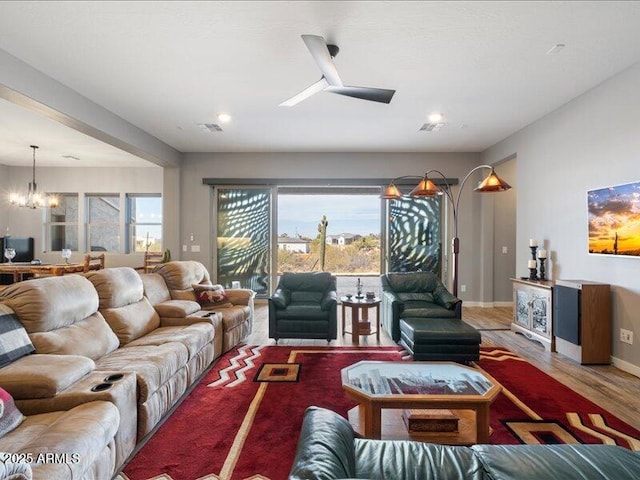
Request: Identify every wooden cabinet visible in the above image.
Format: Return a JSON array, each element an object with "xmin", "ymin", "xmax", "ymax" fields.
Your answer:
[
  {"xmin": 511, "ymin": 278, "xmax": 554, "ymax": 351},
  {"xmin": 553, "ymin": 279, "xmax": 611, "ymax": 364}
]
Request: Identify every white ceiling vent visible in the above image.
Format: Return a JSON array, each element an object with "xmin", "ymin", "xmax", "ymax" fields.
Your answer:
[
  {"xmin": 198, "ymin": 123, "xmax": 223, "ymax": 132},
  {"xmin": 419, "ymin": 122, "xmax": 446, "ymax": 132}
]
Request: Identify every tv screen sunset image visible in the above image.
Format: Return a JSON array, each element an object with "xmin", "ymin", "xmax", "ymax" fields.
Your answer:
[{"xmin": 588, "ymin": 181, "xmax": 640, "ymax": 257}]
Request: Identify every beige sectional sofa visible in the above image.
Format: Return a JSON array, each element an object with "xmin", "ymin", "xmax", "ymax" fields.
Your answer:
[{"xmin": 0, "ymin": 261, "xmax": 254, "ymax": 480}]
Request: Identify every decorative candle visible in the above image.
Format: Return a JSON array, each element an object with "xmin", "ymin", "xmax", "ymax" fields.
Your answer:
[
  {"xmin": 529, "ymin": 238, "xmax": 538, "ymax": 247},
  {"xmin": 528, "ymin": 260, "xmax": 537, "ymax": 268},
  {"xmin": 538, "ymin": 249, "xmax": 547, "ymax": 259}
]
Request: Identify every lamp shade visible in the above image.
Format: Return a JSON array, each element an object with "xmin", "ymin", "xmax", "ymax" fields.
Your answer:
[
  {"xmin": 409, "ymin": 177, "xmax": 442, "ymax": 197},
  {"xmin": 381, "ymin": 182, "xmax": 403, "ymax": 199},
  {"xmin": 475, "ymin": 168, "xmax": 512, "ymax": 192}
]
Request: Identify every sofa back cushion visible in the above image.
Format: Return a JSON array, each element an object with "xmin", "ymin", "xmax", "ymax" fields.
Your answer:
[
  {"xmin": 0, "ymin": 304, "xmax": 35, "ymax": 368},
  {"xmin": 86, "ymin": 267, "xmax": 160, "ymax": 345},
  {"xmin": 279, "ymin": 272, "xmax": 335, "ymax": 292},
  {"xmin": 386, "ymin": 271, "xmax": 442, "ymax": 293},
  {"xmin": 140, "ymin": 273, "xmax": 171, "ymax": 306},
  {"xmin": 0, "ymin": 275, "xmax": 119, "ymax": 359},
  {"xmin": 397, "ymin": 292, "xmax": 435, "ymax": 303},
  {"xmin": 154, "ymin": 261, "xmax": 211, "ymax": 300}
]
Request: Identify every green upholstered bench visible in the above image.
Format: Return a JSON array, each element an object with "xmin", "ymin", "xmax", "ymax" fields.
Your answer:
[{"xmin": 400, "ymin": 317, "xmax": 481, "ymax": 363}]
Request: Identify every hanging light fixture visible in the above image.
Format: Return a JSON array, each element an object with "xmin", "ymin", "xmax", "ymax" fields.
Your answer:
[{"xmin": 9, "ymin": 145, "xmax": 58, "ymax": 209}]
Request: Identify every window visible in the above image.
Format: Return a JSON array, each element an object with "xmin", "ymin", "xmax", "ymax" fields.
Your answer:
[
  {"xmin": 127, "ymin": 194, "xmax": 162, "ymax": 253},
  {"xmin": 86, "ymin": 194, "xmax": 121, "ymax": 252},
  {"xmin": 47, "ymin": 193, "xmax": 79, "ymax": 251}
]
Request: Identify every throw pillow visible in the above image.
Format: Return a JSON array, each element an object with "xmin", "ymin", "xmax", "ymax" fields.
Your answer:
[
  {"xmin": 192, "ymin": 284, "xmax": 230, "ymax": 308},
  {"xmin": 0, "ymin": 387, "xmax": 25, "ymax": 437},
  {"xmin": 0, "ymin": 304, "xmax": 35, "ymax": 368}
]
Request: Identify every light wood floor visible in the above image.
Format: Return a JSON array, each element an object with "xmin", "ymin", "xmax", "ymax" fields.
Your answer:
[{"xmin": 247, "ymin": 303, "xmax": 640, "ymax": 431}]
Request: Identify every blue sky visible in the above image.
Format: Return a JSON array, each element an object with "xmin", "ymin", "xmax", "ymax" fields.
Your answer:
[{"xmin": 278, "ymin": 194, "xmax": 381, "ymax": 238}]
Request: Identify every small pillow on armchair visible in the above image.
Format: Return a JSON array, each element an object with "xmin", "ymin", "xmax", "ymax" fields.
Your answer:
[
  {"xmin": 193, "ymin": 284, "xmax": 231, "ymax": 308},
  {"xmin": 0, "ymin": 387, "xmax": 25, "ymax": 437},
  {"xmin": 433, "ymin": 286, "xmax": 459, "ymax": 309}
]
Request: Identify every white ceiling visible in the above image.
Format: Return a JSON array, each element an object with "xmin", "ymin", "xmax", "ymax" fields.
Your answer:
[{"xmin": 1, "ymin": 1, "xmax": 640, "ymax": 166}]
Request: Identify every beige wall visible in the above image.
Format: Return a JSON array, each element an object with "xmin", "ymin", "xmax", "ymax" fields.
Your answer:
[
  {"xmin": 176, "ymin": 152, "xmax": 496, "ymax": 302},
  {"xmin": 0, "ymin": 164, "xmax": 9, "ymax": 234},
  {"xmin": 3, "ymin": 165, "xmax": 163, "ymax": 268},
  {"xmin": 482, "ymin": 63, "xmax": 640, "ymax": 372},
  {"xmin": 492, "ymin": 156, "xmax": 517, "ymax": 303}
]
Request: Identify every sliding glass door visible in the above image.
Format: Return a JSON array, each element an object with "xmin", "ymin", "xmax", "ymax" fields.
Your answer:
[{"xmin": 215, "ymin": 187, "xmax": 271, "ymax": 296}]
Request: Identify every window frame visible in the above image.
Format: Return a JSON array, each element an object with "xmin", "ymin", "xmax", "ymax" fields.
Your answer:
[
  {"xmin": 126, "ymin": 193, "xmax": 163, "ymax": 254},
  {"xmin": 45, "ymin": 192, "xmax": 79, "ymax": 252},
  {"xmin": 84, "ymin": 193, "xmax": 122, "ymax": 253}
]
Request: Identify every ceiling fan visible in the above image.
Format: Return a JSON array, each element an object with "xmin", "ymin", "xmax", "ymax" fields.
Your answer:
[{"xmin": 280, "ymin": 35, "xmax": 396, "ymax": 107}]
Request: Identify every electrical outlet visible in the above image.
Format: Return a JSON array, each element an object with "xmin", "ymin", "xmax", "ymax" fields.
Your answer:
[
  {"xmin": 460, "ymin": 284, "xmax": 467, "ymax": 293},
  {"xmin": 182, "ymin": 245, "xmax": 187, "ymax": 252},
  {"xmin": 620, "ymin": 328, "xmax": 634, "ymax": 344},
  {"xmin": 502, "ymin": 246, "xmax": 508, "ymax": 254}
]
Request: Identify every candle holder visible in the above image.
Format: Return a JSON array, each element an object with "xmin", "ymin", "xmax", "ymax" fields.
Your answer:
[
  {"xmin": 539, "ymin": 258, "xmax": 546, "ymax": 281},
  {"xmin": 529, "ymin": 245, "xmax": 538, "ymax": 261},
  {"xmin": 529, "ymin": 267, "xmax": 538, "ymax": 281}
]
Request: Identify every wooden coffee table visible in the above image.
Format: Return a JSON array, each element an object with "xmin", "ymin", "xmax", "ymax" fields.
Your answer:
[
  {"xmin": 341, "ymin": 361, "xmax": 502, "ymax": 445},
  {"xmin": 341, "ymin": 296, "xmax": 381, "ymax": 345}
]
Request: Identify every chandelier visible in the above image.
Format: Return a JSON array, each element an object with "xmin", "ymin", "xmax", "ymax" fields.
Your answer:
[{"xmin": 9, "ymin": 145, "xmax": 58, "ymax": 209}]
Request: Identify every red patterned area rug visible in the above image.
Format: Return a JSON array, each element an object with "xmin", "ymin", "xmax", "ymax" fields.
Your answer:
[{"xmin": 120, "ymin": 346, "xmax": 640, "ymax": 480}]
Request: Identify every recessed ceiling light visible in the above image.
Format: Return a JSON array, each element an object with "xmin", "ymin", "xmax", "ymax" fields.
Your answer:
[
  {"xmin": 217, "ymin": 113, "xmax": 232, "ymax": 123},
  {"xmin": 428, "ymin": 112, "xmax": 443, "ymax": 123}
]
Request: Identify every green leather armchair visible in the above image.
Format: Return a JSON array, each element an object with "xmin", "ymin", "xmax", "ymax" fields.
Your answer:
[
  {"xmin": 381, "ymin": 271, "xmax": 462, "ymax": 342},
  {"xmin": 269, "ymin": 272, "xmax": 338, "ymax": 342}
]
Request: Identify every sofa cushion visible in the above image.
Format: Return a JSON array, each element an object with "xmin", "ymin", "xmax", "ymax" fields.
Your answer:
[
  {"xmin": 101, "ymin": 297, "xmax": 160, "ymax": 346},
  {"xmin": 386, "ymin": 271, "xmax": 441, "ymax": 293},
  {"xmin": 95, "ymin": 343, "xmax": 188, "ymax": 402},
  {"xmin": 280, "ymin": 272, "xmax": 333, "ymax": 292},
  {"xmin": 154, "ymin": 261, "xmax": 211, "ymax": 291},
  {"xmin": 87, "ymin": 267, "xmax": 145, "ymax": 309},
  {"xmin": 153, "ymin": 300, "xmax": 202, "ymax": 318},
  {"xmin": 0, "ymin": 304, "xmax": 35, "ymax": 368},
  {"xmin": 471, "ymin": 444, "xmax": 640, "ymax": 480},
  {"xmin": 0, "ymin": 275, "xmax": 99, "ymax": 333},
  {"xmin": 0, "ymin": 401, "xmax": 119, "ymax": 480},
  {"xmin": 402, "ymin": 301, "xmax": 458, "ymax": 318},
  {"xmin": 0, "ymin": 354, "xmax": 95, "ymax": 399},
  {"xmin": 29, "ymin": 312, "xmax": 119, "ymax": 360},
  {"xmin": 0, "ymin": 387, "xmax": 24, "ymax": 437},
  {"xmin": 276, "ymin": 305, "xmax": 328, "ymax": 321},
  {"xmin": 140, "ymin": 272, "xmax": 172, "ymax": 306},
  {"xmin": 290, "ymin": 291, "xmax": 324, "ymax": 304},
  {"xmin": 355, "ymin": 439, "xmax": 484, "ymax": 480},
  {"xmin": 397, "ymin": 292, "xmax": 435, "ymax": 303},
  {"xmin": 124, "ymin": 324, "xmax": 214, "ymax": 358}
]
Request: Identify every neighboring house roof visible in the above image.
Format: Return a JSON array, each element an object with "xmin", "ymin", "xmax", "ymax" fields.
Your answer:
[{"xmin": 277, "ymin": 237, "xmax": 310, "ymax": 244}]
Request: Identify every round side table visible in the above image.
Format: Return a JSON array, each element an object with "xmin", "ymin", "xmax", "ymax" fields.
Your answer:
[{"xmin": 341, "ymin": 296, "xmax": 381, "ymax": 345}]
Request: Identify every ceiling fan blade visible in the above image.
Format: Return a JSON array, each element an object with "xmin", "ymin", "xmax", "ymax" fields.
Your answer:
[
  {"xmin": 301, "ymin": 35, "xmax": 343, "ymax": 86},
  {"xmin": 279, "ymin": 77, "xmax": 329, "ymax": 107},
  {"xmin": 325, "ymin": 85, "xmax": 396, "ymax": 104}
]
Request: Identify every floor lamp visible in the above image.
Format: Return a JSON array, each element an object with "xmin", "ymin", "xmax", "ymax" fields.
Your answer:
[{"xmin": 382, "ymin": 165, "xmax": 511, "ymax": 297}]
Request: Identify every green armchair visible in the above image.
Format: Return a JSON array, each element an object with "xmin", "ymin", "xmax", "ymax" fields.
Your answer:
[
  {"xmin": 380, "ymin": 271, "xmax": 462, "ymax": 342},
  {"xmin": 269, "ymin": 272, "xmax": 338, "ymax": 342}
]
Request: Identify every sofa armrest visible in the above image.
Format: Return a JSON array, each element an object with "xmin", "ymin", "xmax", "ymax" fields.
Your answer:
[
  {"xmin": 154, "ymin": 299, "xmax": 201, "ymax": 319},
  {"xmin": 381, "ymin": 290, "xmax": 404, "ymax": 342},
  {"xmin": 0, "ymin": 354, "xmax": 95, "ymax": 400},
  {"xmin": 270, "ymin": 288, "xmax": 290, "ymax": 309},
  {"xmin": 289, "ymin": 407, "xmax": 357, "ymax": 480},
  {"xmin": 0, "ymin": 454, "xmax": 32, "ymax": 479},
  {"xmin": 320, "ymin": 290, "xmax": 337, "ymax": 311},
  {"xmin": 225, "ymin": 288, "xmax": 255, "ymax": 306},
  {"xmin": 433, "ymin": 285, "xmax": 462, "ymax": 313}
]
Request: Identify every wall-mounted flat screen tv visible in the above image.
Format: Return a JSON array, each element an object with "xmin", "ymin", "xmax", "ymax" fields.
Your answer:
[{"xmin": 588, "ymin": 180, "xmax": 640, "ymax": 257}]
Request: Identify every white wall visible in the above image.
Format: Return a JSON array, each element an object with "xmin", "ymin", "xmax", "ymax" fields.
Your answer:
[
  {"xmin": 176, "ymin": 152, "xmax": 494, "ymax": 301},
  {"xmin": 482, "ymin": 63, "xmax": 640, "ymax": 372},
  {"xmin": 3, "ymin": 165, "xmax": 163, "ymax": 268}
]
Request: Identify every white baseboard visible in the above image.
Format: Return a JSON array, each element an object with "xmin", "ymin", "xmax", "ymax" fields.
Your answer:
[
  {"xmin": 463, "ymin": 301, "xmax": 513, "ymax": 308},
  {"xmin": 611, "ymin": 356, "xmax": 640, "ymax": 379}
]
